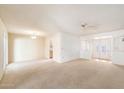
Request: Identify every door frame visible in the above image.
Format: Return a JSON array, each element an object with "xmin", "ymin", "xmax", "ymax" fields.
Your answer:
[{"xmin": 3, "ymin": 31, "xmax": 8, "ymax": 68}]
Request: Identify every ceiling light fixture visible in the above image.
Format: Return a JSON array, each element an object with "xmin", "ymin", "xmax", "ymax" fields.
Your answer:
[{"xmin": 31, "ymin": 33, "xmax": 37, "ymax": 39}]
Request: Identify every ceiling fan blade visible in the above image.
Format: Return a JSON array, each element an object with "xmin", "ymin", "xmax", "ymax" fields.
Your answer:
[{"xmin": 87, "ymin": 25, "xmax": 96, "ymax": 28}]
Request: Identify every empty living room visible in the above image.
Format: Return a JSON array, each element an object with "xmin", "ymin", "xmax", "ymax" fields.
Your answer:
[{"xmin": 0, "ymin": 1, "xmax": 124, "ymax": 92}]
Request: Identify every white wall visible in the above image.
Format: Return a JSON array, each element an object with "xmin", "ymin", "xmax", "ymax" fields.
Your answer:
[
  {"xmin": 80, "ymin": 39, "xmax": 92, "ymax": 60},
  {"xmin": 80, "ymin": 30, "xmax": 124, "ymax": 65},
  {"xmin": 0, "ymin": 18, "xmax": 7, "ymax": 80},
  {"xmin": 60, "ymin": 32, "xmax": 80, "ymax": 62},
  {"xmin": 8, "ymin": 33, "xmax": 45, "ymax": 63},
  {"xmin": 112, "ymin": 31, "xmax": 124, "ymax": 65},
  {"xmin": 45, "ymin": 32, "xmax": 80, "ymax": 63}
]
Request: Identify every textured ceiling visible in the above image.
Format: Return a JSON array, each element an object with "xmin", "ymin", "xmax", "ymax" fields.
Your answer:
[{"xmin": 0, "ymin": 4, "xmax": 124, "ymax": 36}]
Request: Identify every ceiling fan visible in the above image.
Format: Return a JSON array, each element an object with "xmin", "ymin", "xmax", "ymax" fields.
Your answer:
[{"xmin": 81, "ymin": 23, "xmax": 97, "ymax": 30}]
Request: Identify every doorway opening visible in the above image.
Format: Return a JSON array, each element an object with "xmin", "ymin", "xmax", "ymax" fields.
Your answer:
[{"xmin": 49, "ymin": 41, "xmax": 53, "ymax": 59}]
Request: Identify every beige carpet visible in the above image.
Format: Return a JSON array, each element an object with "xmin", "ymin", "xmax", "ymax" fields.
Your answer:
[{"xmin": 0, "ymin": 59, "xmax": 124, "ymax": 89}]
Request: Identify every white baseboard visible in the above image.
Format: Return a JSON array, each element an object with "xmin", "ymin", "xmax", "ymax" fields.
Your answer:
[
  {"xmin": 57, "ymin": 58, "xmax": 80, "ymax": 63},
  {"xmin": 112, "ymin": 62, "xmax": 124, "ymax": 66}
]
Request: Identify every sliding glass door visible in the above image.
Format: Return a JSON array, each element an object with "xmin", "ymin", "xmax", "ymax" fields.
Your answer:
[{"xmin": 92, "ymin": 38, "xmax": 112, "ymax": 60}]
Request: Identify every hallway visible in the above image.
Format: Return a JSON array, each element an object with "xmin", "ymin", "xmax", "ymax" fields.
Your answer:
[{"xmin": 0, "ymin": 59, "xmax": 124, "ymax": 89}]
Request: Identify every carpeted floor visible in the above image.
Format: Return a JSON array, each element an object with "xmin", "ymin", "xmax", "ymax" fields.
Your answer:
[{"xmin": 0, "ymin": 59, "xmax": 124, "ymax": 89}]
